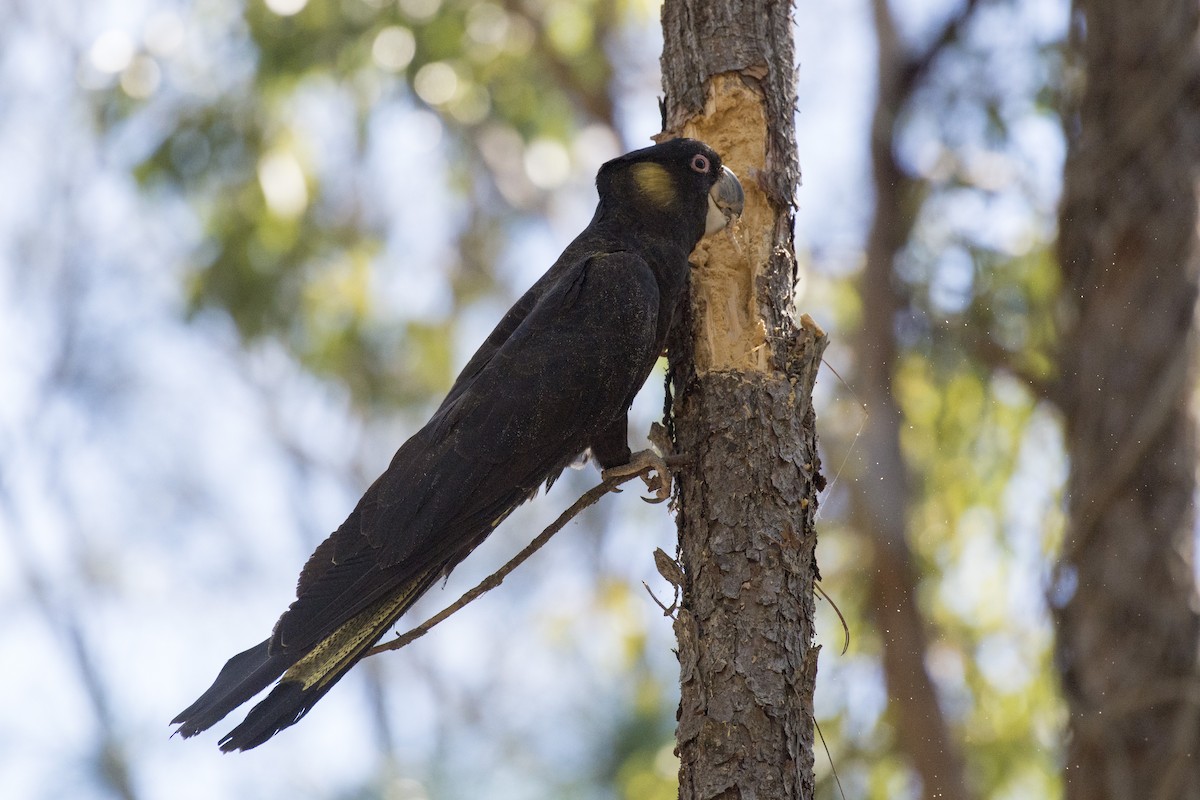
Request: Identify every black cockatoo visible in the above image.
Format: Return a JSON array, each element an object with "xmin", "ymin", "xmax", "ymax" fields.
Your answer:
[{"xmin": 172, "ymin": 137, "xmax": 744, "ymax": 751}]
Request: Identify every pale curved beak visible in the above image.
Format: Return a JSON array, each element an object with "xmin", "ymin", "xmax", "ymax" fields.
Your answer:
[{"xmin": 704, "ymin": 166, "xmax": 745, "ymax": 235}]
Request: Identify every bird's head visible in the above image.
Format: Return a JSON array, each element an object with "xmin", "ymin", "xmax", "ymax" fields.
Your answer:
[{"xmin": 595, "ymin": 138, "xmax": 745, "ymax": 245}]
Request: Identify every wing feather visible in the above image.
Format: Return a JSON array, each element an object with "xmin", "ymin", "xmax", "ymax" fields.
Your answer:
[{"xmin": 269, "ymin": 252, "xmax": 662, "ymax": 657}]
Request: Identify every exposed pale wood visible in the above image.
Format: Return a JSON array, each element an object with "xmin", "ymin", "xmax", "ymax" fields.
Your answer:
[{"xmin": 660, "ymin": 1, "xmax": 824, "ymax": 797}]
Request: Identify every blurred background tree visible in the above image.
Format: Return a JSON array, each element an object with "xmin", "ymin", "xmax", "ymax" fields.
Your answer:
[
  {"xmin": 6, "ymin": 0, "xmax": 1195, "ymax": 798},
  {"xmin": 1052, "ymin": 0, "xmax": 1200, "ymax": 796}
]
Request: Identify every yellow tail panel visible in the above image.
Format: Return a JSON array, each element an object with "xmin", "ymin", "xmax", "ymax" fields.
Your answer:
[{"xmin": 284, "ymin": 573, "xmax": 433, "ymax": 691}]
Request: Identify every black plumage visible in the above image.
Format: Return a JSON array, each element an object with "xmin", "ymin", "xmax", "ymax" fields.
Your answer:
[{"xmin": 172, "ymin": 138, "xmax": 744, "ymax": 751}]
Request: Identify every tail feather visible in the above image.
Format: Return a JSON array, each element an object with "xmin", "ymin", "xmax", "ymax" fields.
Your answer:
[
  {"xmin": 207, "ymin": 569, "xmax": 440, "ymax": 751},
  {"xmin": 171, "ymin": 640, "xmax": 293, "ymax": 738},
  {"xmin": 216, "ymin": 667, "xmax": 346, "ymax": 752}
]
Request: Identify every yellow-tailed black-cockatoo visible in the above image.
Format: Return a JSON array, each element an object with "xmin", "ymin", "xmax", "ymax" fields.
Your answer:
[{"xmin": 172, "ymin": 138, "xmax": 744, "ymax": 751}]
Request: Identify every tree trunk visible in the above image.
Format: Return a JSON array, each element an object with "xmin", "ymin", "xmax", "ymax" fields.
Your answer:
[
  {"xmin": 659, "ymin": 2, "xmax": 825, "ymax": 798},
  {"xmin": 851, "ymin": 2, "xmax": 977, "ymax": 798},
  {"xmin": 1054, "ymin": 1, "xmax": 1200, "ymax": 798}
]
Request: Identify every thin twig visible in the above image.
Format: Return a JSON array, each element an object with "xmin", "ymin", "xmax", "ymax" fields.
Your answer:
[
  {"xmin": 815, "ymin": 720, "xmax": 848, "ymax": 800},
  {"xmin": 642, "ymin": 581, "xmax": 670, "ymax": 614},
  {"xmin": 815, "ymin": 580, "xmax": 852, "ymax": 656},
  {"xmin": 815, "ymin": 358, "xmax": 868, "ymax": 521},
  {"xmin": 365, "ymin": 456, "xmax": 686, "ymax": 658}
]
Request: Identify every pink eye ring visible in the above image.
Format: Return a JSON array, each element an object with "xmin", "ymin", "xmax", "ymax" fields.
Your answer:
[{"xmin": 690, "ymin": 154, "xmax": 710, "ymax": 173}]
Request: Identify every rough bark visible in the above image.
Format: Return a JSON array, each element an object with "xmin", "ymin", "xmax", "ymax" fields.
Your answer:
[
  {"xmin": 659, "ymin": 1, "xmax": 826, "ymax": 798},
  {"xmin": 851, "ymin": 2, "xmax": 978, "ymax": 799},
  {"xmin": 1053, "ymin": 1, "xmax": 1200, "ymax": 798}
]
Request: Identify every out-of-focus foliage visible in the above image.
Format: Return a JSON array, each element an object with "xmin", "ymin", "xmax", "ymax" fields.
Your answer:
[
  {"xmin": 102, "ymin": 0, "xmax": 636, "ymax": 411},
  {"xmin": 805, "ymin": 1, "xmax": 1069, "ymax": 797},
  {"xmin": 4, "ymin": 0, "xmax": 1080, "ymax": 798},
  {"xmin": 8, "ymin": 0, "xmax": 677, "ymax": 797}
]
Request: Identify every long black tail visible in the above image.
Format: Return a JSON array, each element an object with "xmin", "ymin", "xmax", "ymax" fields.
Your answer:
[
  {"xmin": 213, "ymin": 659, "xmax": 359, "ymax": 752},
  {"xmin": 171, "ymin": 640, "xmax": 294, "ymax": 739},
  {"xmin": 179, "ymin": 567, "xmax": 440, "ymax": 752}
]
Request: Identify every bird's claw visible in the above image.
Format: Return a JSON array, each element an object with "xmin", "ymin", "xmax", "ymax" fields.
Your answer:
[{"xmin": 602, "ymin": 449, "xmax": 672, "ymax": 502}]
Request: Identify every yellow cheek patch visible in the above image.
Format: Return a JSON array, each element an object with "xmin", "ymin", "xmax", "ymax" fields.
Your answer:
[{"xmin": 630, "ymin": 162, "xmax": 677, "ymax": 208}]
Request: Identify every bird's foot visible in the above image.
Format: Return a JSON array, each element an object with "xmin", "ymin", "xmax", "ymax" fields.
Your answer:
[{"xmin": 602, "ymin": 449, "xmax": 672, "ymax": 503}]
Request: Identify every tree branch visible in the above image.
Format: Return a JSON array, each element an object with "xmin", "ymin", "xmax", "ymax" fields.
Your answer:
[
  {"xmin": 496, "ymin": 0, "xmax": 616, "ymax": 128},
  {"xmin": 897, "ymin": 0, "xmax": 984, "ymax": 100},
  {"xmin": 858, "ymin": 3, "xmax": 984, "ymax": 798},
  {"xmin": 364, "ymin": 455, "xmax": 687, "ymax": 658}
]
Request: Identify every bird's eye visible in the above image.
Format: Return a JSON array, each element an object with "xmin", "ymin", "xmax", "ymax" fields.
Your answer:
[{"xmin": 690, "ymin": 154, "xmax": 710, "ymax": 173}]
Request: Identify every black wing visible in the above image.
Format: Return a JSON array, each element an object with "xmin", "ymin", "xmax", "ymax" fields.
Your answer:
[
  {"xmin": 270, "ymin": 250, "xmax": 663, "ymax": 653},
  {"xmin": 437, "ymin": 245, "xmax": 582, "ymax": 412},
  {"xmin": 175, "ymin": 251, "xmax": 666, "ymax": 748}
]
